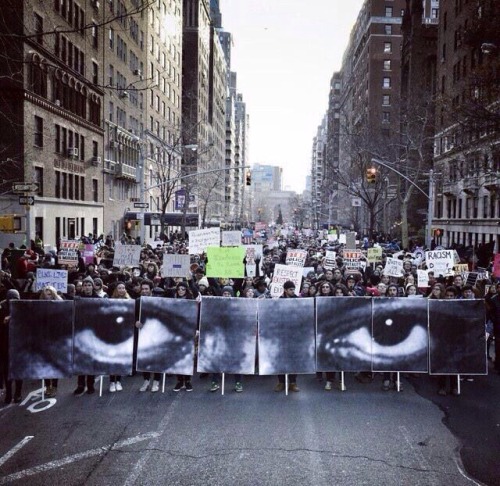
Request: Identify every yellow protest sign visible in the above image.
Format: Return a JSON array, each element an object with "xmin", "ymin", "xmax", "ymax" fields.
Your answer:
[
  {"xmin": 367, "ymin": 247, "xmax": 383, "ymax": 263},
  {"xmin": 206, "ymin": 246, "xmax": 245, "ymax": 278}
]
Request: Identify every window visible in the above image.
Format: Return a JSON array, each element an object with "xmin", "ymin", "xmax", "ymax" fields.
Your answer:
[
  {"xmin": 34, "ymin": 167, "xmax": 43, "ymax": 196},
  {"xmin": 91, "ymin": 22, "xmax": 98, "ymax": 48},
  {"xmin": 92, "ymin": 61, "xmax": 99, "ymax": 84},
  {"xmin": 383, "ymin": 77, "xmax": 391, "ymax": 88},
  {"xmin": 383, "ymin": 59, "xmax": 391, "ymax": 70},
  {"xmin": 62, "ymin": 172, "xmax": 67, "ymax": 198},
  {"xmin": 382, "ymin": 112, "xmax": 390, "ymax": 123},
  {"xmin": 34, "ymin": 116, "xmax": 43, "ymax": 147},
  {"xmin": 34, "ymin": 13, "xmax": 43, "ymax": 45},
  {"xmin": 92, "ymin": 179, "xmax": 98, "ymax": 202},
  {"xmin": 109, "ymin": 28, "xmax": 114, "ymax": 49},
  {"xmin": 383, "ymin": 95, "xmax": 391, "ymax": 105},
  {"xmin": 384, "ymin": 24, "xmax": 392, "ymax": 35},
  {"xmin": 384, "ymin": 42, "xmax": 392, "ymax": 53},
  {"xmin": 385, "ymin": 7, "xmax": 393, "ymax": 17}
]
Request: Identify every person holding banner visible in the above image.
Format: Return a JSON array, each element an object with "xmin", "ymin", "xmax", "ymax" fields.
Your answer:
[
  {"xmin": 172, "ymin": 281, "xmax": 195, "ymax": 392},
  {"xmin": 39, "ymin": 286, "xmax": 64, "ymax": 397}
]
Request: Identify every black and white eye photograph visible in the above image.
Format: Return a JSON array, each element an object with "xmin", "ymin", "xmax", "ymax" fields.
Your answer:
[
  {"xmin": 316, "ymin": 297, "xmax": 373, "ymax": 372},
  {"xmin": 198, "ymin": 297, "xmax": 257, "ymax": 374},
  {"xmin": 136, "ymin": 297, "xmax": 199, "ymax": 375},
  {"xmin": 429, "ymin": 300, "xmax": 487, "ymax": 375},
  {"xmin": 372, "ymin": 298, "xmax": 429, "ymax": 372},
  {"xmin": 73, "ymin": 299, "xmax": 136, "ymax": 376},
  {"xmin": 258, "ymin": 298, "xmax": 315, "ymax": 375},
  {"xmin": 8, "ymin": 301, "xmax": 74, "ymax": 380}
]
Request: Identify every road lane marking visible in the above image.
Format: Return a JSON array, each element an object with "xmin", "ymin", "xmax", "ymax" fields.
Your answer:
[
  {"xmin": 0, "ymin": 432, "xmax": 159, "ymax": 484},
  {"xmin": 0, "ymin": 436, "xmax": 34, "ymax": 467}
]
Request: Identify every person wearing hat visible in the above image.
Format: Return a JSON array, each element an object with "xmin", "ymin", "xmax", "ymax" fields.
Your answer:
[
  {"xmin": 197, "ymin": 277, "xmax": 210, "ymax": 296},
  {"xmin": 274, "ymin": 281, "xmax": 299, "ymax": 392}
]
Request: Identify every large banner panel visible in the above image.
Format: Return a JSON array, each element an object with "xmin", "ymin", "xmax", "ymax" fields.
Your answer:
[
  {"xmin": 372, "ymin": 298, "xmax": 429, "ymax": 372},
  {"xmin": 136, "ymin": 297, "xmax": 198, "ymax": 375},
  {"xmin": 9, "ymin": 301, "xmax": 74, "ymax": 380},
  {"xmin": 258, "ymin": 298, "xmax": 315, "ymax": 374},
  {"xmin": 429, "ymin": 299, "xmax": 487, "ymax": 375},
  {"xmin": 316, "ymin": 297, "xmax": 372, "ymax": 372},
  {"xmin": 73, "ymin": 299, "xmax": 135, "ymax": 376},
  {"xmin": 198, "ymin": 297, "xmax": 257, "ymax": 374}
]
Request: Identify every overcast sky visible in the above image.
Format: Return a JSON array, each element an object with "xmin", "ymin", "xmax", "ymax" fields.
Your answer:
[{"xmin": 219, "ymin": 0, "xmax": 365, "ymax": 193}]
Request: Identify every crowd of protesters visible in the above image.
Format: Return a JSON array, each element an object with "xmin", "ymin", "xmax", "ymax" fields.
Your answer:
[{"xmin": 0, "ymin": 229, "xmax": 498, "ymax": 403}]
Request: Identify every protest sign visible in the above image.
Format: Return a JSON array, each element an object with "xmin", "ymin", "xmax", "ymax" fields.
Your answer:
[
  {"xmin": 343, "ymin": 250, "xmax": 363, "ymax": 271},
  {"xmin": 338, "ymin": 234, "xmax": 347, "ymax": 245},
  {"xmin": 270, "ymin": 264, "xmax": 303, "ymax": 298},
  {"xmin": 384, "ymin": 257, "xmax": 404, "ymax": 277},
  {"xmin": 327, "ymin": 234, "xmax": 337, "ymax": 242},
  {"xmin": 58, "ymin": 240, "xmax": 80, "ymax": 266},
  {"xmin": 162, "ymin": 254, "xmax": 191, "ymax": 278},
  {"xmin": 367, "ymin": 247, "xmax": 383, "ymax": 264},
  {"xmin": 243, "ymin": 244, "xmax": 263, "ymax": 277},
  {"xmin": 323, "ymin": 251, "xmax": 337, "ymax": 269},
  {"xmin": 454, "ymin": 263, "xmax": 469, "ymax": 274},
  {"xmin": 493, "ymin": 254, "xmax": 500, "ymax": 279},
  {"xmin": 425, "ymin": 250, "xmax": 454, "ymax": 277},
  {"xmin": 285, "ymin": 249, "xmax": 307, "ymax": 267},
  {"xmin": 113, "ymin": 244, "xmax": 142, "ymax": 267},
  {"xmin": 205, "ymin": 246, "xmax": 245, "ymax": 278},
  {"xmin": 221, "ymin": 231, "xmax": 242, "ymax": 247},
  {"xmin": 83, "ymin": 244, "xmax": 95, "ymax": 265},
  {"xmin": 417, "ymin": 269, "xmax": 429, "ymax": 288},
  {"xmin": 345, "ymin": 232, "xmax": 356, "ymax": 250},
  {"xmin": 189, "ymin": 228, "xmax": 220, "ymax": 254},
  {"xmin": 302, "ymin": 267, "xmax": 315, "ymax": 277},
  {"xmin": 35, "ymin": 268, "xmax": 68, "ymax": 293}
]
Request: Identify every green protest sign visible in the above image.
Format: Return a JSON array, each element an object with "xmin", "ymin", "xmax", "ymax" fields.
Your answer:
[{"xmin": 206, "ymin": 246, "xmax": 245, "ymax": 278}]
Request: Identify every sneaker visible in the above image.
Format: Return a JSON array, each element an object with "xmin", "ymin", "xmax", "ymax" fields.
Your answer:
[
  {"xmin": 151, "ymin": 380, "xmax": 160, "ymax": 393},
  {"xmin": 116, "ymin": 382, "xmax": 123, "ymax": 392},
  {"xmin": 140, "ymin": 380, "xmax": 150, "ymax": 392},
  {"xmin": 109, "ymin": 382, "xmax": 116, "ymax": 393},
  {"xmin": 210, "ymin": 381, "xmax": 220, "ymax": 392},
  {"xmin": 173, "ymin": 381, "xmax": 184, "ymax": 392},
  {"xmin": 73, "ymin": 386, "xmax": 86, "ymax": 396},
  {"xmin": 324, "ymin": 381, "xmax": 332, "ymax": 391},
  {"xmin": 274, "ymin": 382, "xmax": 285, "ymax": 392},
  {"xmin": 185, "ymin": 381, "xmax": 193, "ymax": 392},
  {"xmin": 289, "ymin": 383, "xmax": 300, "ymax": 392},
  {"xmin": 235, "ymin": 382, "xmax": 243, "ymax": 393},
  {"xmin": 382, "ymin": 380, "xmax": 391, "ymax": 391}
]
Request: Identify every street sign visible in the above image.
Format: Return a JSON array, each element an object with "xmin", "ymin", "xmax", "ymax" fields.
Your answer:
[
  {"xmin": 19, "ymin": 196, "xmax": 35, "ymax": 206},
  {"xmin": 133, "ymin": 202, "xmax": 149, "ymax": 209},
  {"xmin": 13, "ymin": 182, "xmax": 39, "ymax": 193}
]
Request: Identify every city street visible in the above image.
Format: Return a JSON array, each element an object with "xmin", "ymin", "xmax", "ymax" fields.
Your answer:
[{"xmin": 1, "ymin": 367, "xmax": 499, "ymax": 486}]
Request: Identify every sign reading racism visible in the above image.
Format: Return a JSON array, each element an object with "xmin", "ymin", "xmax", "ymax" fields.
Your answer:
[
  {"xmin": 188, "ymin": 228, "xmax": 220, "ymax": 255},
  {"xmin": 35, "ymin": 268, "xmax": 68, "ymax": 293},
  {"xmin": 113, "ymin": 244, "xmax": 142, "ymax": 267},
  {"xmin": 205, "ymin": 246, "xmax": 246, "ymax": 278},
  {"xmin": 425, "ymin": 250, "xmax": 454, "ymax": 277},
  {"xmin": 270, "ymin": 264, "xmax": 303, "ymax": 298}
]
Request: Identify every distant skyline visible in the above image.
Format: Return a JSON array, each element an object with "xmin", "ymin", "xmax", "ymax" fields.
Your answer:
[{"xmin": 219, "ymin": 0, "xmax": 365, "ymax": 193}]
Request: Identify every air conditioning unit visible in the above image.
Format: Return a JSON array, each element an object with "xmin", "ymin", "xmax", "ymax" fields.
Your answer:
[
  {"xmin": 133, "ymin": 69, "xmax": 142, "ymax": 77},
  {"xmin": 92, "ymin": 156, "xmax": 102, "ymax": 166},
  {"xmin": 68, "ymin": 147, "xmax": 79, "ymax": 157},
  {"xmin": 120, "ymin": 90, "xmax": 129, "ymax": 99}
]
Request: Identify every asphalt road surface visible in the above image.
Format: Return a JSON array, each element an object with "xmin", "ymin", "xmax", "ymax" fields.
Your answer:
[{"xmin": 0, "ymin": 370, "xmax": 498, "ymax": 486}]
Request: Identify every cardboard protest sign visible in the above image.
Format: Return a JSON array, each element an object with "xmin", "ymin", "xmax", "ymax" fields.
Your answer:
[
  {"xmin": 113, "ymin": 244, "xmax": 141, "ymax": 267},
  {"xmin": 285, "ymin": 249, "xmax": 307, "ymax": 267},
  {"xmin": 367, "ymin": 247, "xmax": 383, "ymax": 264},
  {"xmin": 58, "ymin": 240, "xmax": 80, "ymax": 266},
  {"xmin": 221, "ymin": 231, "xmax": 242, "ymax": 247},
  {"xmin": 35, "ymin": 268, "xmax": 68, "ymax": 293},
  {"xmin": 454, "ymin": 263, "xmax": 469, "ymax": 274},
  {"xmin": 205, "ymin": 246, "xmax": 245, "ymax": 278},
  {"xmin": 417, "ymin": 269, "xmax": 429, "ymax": 287},
  {"xmin": 323, "ymin": 250, "xmax": 337, "ymax": 269},
  {"xmin": 198, "ymin": 297, "xmax": 257, "ymax": 374},
  {"xmin": 189, "ymin": 228, "xmax": 220, "ymax": 254},
  {"xmin": 243, "ymin": 244, "xmax": 263, "ymax": 277},
  {"xmin": 270, "ymin": 264, "xmax": 303, "ymax": 298},
  {"xmin": 161, "ymin": 254, "xmax": 191, "ymax": 278},
  {"xmin": 343, "ymin": 250, "xmax": 363, "ymax": 271},
  {"xmin": 9, "ymin": 301, "xmax": 74, "ymax": 380},
  {"xmin": 425, "ymin": 250, "xmax": 454, "ymax": 277},
  {"xmin": 383, "ymin": 257, "xmax": 404, "ymax": 277}
]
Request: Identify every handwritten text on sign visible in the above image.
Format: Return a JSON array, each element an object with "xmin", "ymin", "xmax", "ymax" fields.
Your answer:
[
  {"xmin": 189, "ymin": 228, "xmax": 220, "ymax": 255},
  {"xmin": 425, "ymin": 250, "xmax": 454, "ymax": 277},
  {"xmin": 35, "ymin": 269, "xmax": 68, "ymax": 293},
  {"xmin": 270, "ymin": 264, "xmax": 303, "ymax": 297},
  {"xmin": 113, "ymin": 245, "xmax": 142, "ymax": 267},
  {"xmin": 205, "ymin": 246, "xmax": 245, "ymax": 278}
]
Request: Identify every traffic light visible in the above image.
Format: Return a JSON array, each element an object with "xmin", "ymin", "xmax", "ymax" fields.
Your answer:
[
  {"xmin": 433, "ymin": 228, "xmax": 444, "ymax": 237},
  {"xmin": 366, "ymin": 167, "xmax": 377, "ymax": 184},
  {"xmin": 246, "ymin": 170, "xmax": 251, "ymax": 186}
]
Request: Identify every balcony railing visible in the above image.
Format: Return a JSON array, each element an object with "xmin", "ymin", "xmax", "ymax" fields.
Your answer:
[{"xmin": 115, "ymin": 163, "xmax": 137, "ymax": 180}]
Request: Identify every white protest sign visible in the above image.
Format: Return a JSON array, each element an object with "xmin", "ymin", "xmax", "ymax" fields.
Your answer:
[
  {"xmin": 285, "ymin": 249, "xmax": 307, "ymax": 267},
  {"xmin": 323, "ymin": 251, "xmax": 336, "ymax": 269},
  {"xmin": 113, "ymin": 244, "xmax": 142, "ymax": 267},
  {"xmin": 338, "ymin": 234, "xmax": 347, "ymax": 244},
  {"xmin": 384, "ymin": 257, "xmax": 404, "ymax": 277},
  {"xmin": 417, "ymin": 269, "xmax": 430, "ymax": 287},
  {"xmin": 243, "ymin": 244, "xmax": 263, "ymax": 277},
  {"xmin": 221, "ymin": 231, "xmax": 241, "ymax": 247},
  {"xmin": 343, "ymin": 250, "xmax": 363, "ymax": 271},
  {"xmin": 425, "ymin": 250, "xmax": 454, "ymax": 277},
  {"xmin": 58, "ymin": 240, "xmax": 80, "ymax": 266},
  {"xmin": 302, "ymin": 267, "xmax": 315, "ymax": 277},
  {"xmin": 188, "ymin": 228, "xmax": 220, "ymax": 254},
  {"xmin": 327, "ymin": 234, "xmax": 337, "ymax": 242},
  {"xmin": 270, "ymin": 264, "xmax": 303, "ymax": 298},
  {"xmin": 35, "ymin": 269, "xmax": 68, "ymax": 293},
  {"xmin": 162, "ymin": 254, "xmax": 191, "ymax": 278}
]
